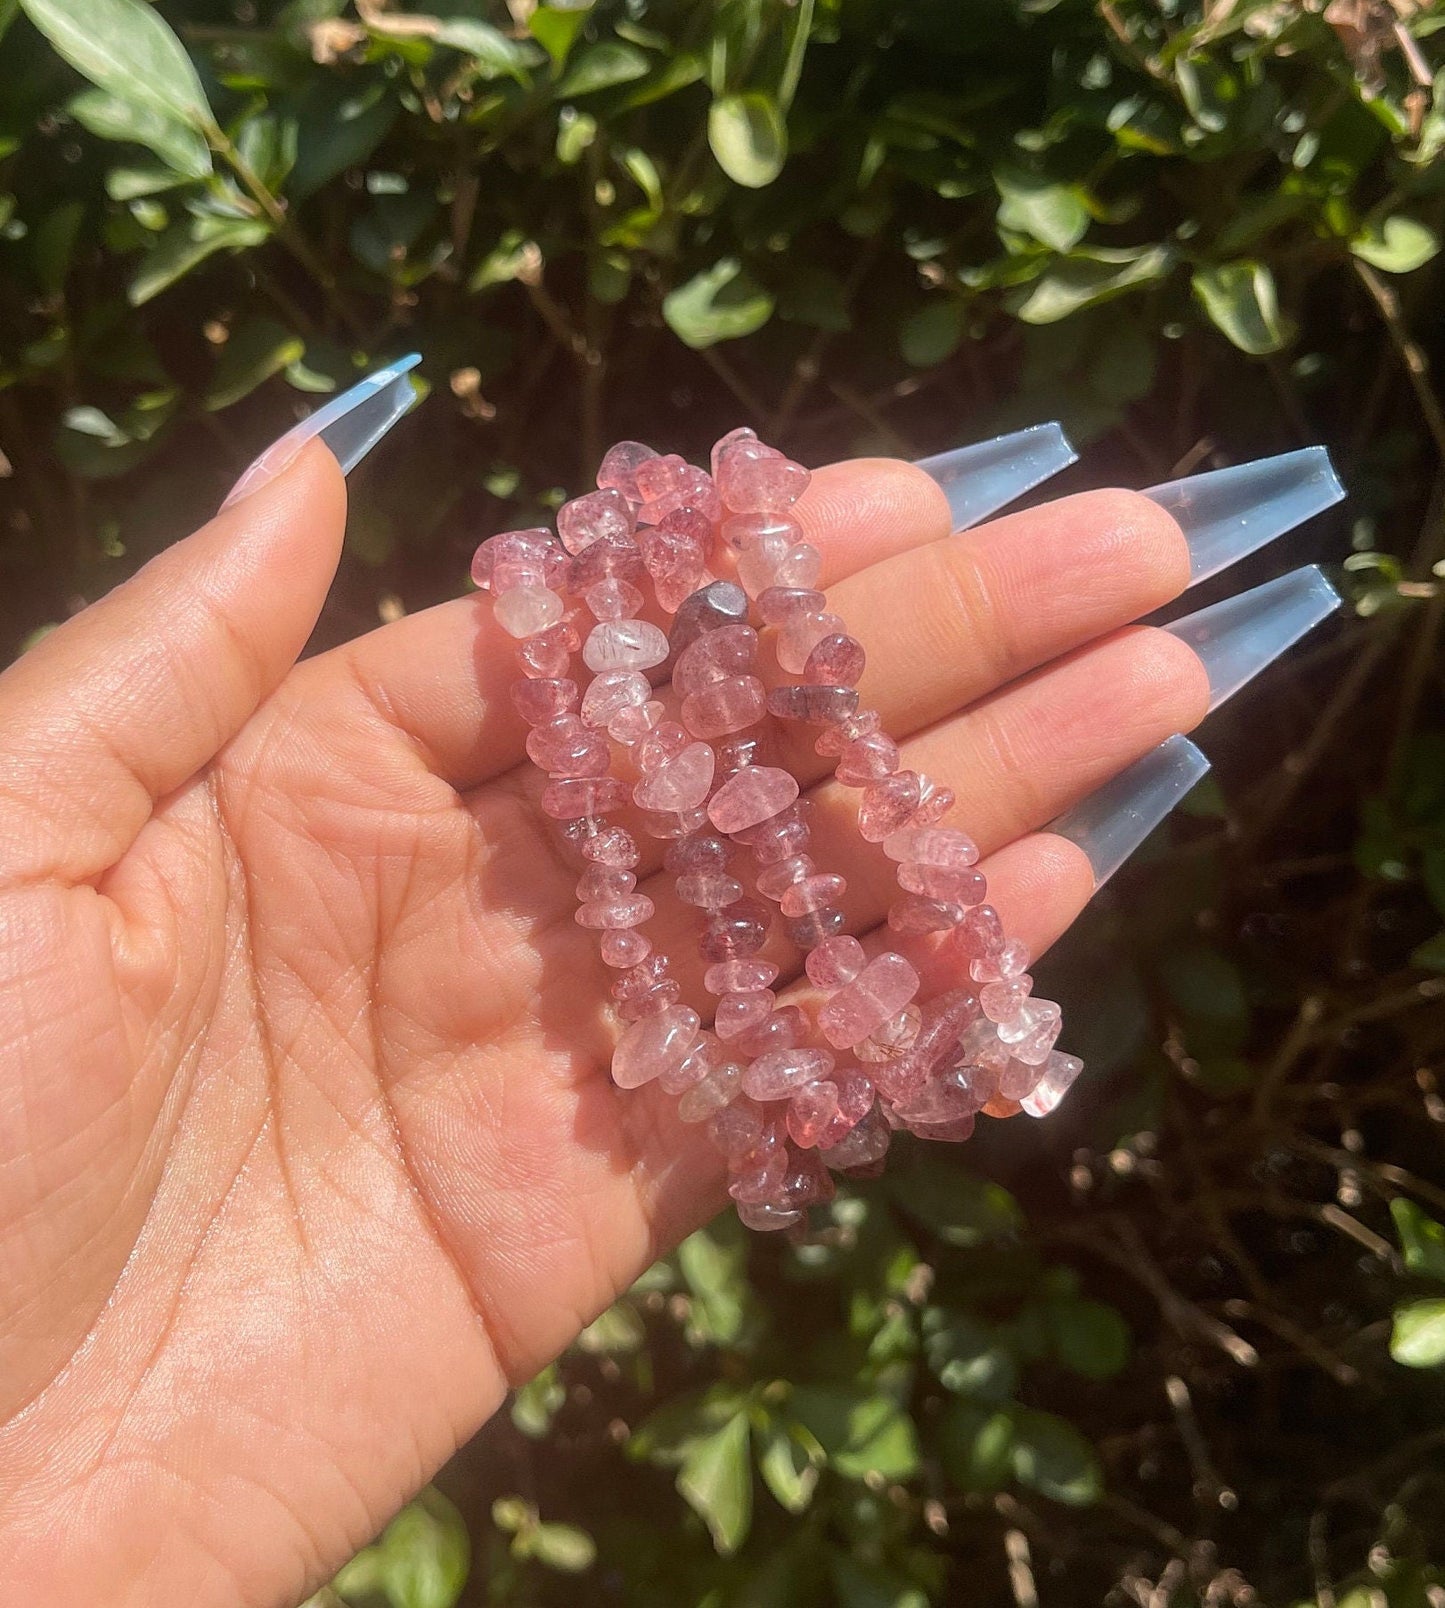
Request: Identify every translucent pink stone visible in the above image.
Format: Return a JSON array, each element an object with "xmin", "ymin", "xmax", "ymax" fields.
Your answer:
[
  {"xmin": 755, "ymin": 853, "xmax": 815, "ymax": 900},
  {"xmin": 699, "ymin": 897, "xmax": 770, "ymax": 961},
  {"xmin": 817, "ymin": 1066, "xmax": 875, "ymax": 1148},
  {"xmin": 857, "ymin": 771, "xmax": 923, "ymax": 841},
  {"xmin": 597, "ymin": 439, "xmax": 659, "ymax": 503},
  {"xmin": 787, "ymin": 1080, "xmax": 840, "ymax": 1148},
  {"xmin": 616, "ymin": 983, "xmax": 681, "ymax": 1023},
  {"xmin": 767, "ymin": 685, "xmax": 859, "ymax": 726},
  {"xmin": 1002, "ymin": 999, "xmax": 1062, "ymax": 1060},
  {"xmin": 633, "ymin": 742, "xmax": 714, "ymax": 812},
  {"xmin": 719, "ymin": 510, "xmax": 801, "ymax": 553},
  {"xmin": 743, "ymin": 1046, "xmax": 835, "ymax": 1101},
  {"xmin": 665, "ymin": 833, "xmax": 731, "ymax": 874},
  {"xmin": 600, "ymin": 928, "xmax": 651, "ymax": 968},
  {"xmin": 682, "ymin": 676, "xmax": 766, "ymax": 739},
  {"xmin": 715, "ymin": 989, "xmax": 776, "ymax": 1040},
  {"xmin": 981, "ymin": 976, "xmax": 1033, "ymax": 1024},
  {"xmin": 711, "ymin": 426, "xmax": 758, "ymax": 479},
  {"xmin": 581, "ymin": 825, "xmax": 639, "ymax": 867},
  {"xmin": 835, "ymin": 732, "xmax": 900, "ymax": 786},
  {"xmin": 728, "ymin": 1143, "xmax": 788, "ymax": 1202},
  {"xmin": 676, "ymin": 871, "xmax": 743, "ymax": 909},
  {"xmin": 512, "ymin": 677, "xmax": 578, "ymax": 725},
  {"xmin": 679, "ymin": 1060, "xmax": 743, "ymax": 1122},
  {"xmin": 668, "ymin": 581, "xmax": 750, "ymax": 660},
  {"xmin": 609, "ymin": 701, "xmax": 665, "ymax": 744},
  {"xmin": 856, "ymin": 1005, "xmax": 922, "ymax": 1065},
  {"xmin": 816, "ymin": 709, "xmax": 882, "ymax": 756},
  {"xmin": 557, "ymin": 487, "xmax": 632, "ymax": 554},
  {"xmin": 803, "ymin": 632, "xmax": 865, "ymax": 687},
  {"xmin": 639, "ymin": 805, "xmax": 709, "ymax": 839},
  {"xmin": 776, "ymin": 544, "xmax": 822, "ymax": 588},
  {"xmin": 654, "ymin": 1033, "xmax": 714, "ymax": 1097},
  {"xmin": 581, "ymin": 669, "xmax": 650, "ymax": 728},
  {"xmin": 708, "ymin": 766, "xmax": 799, "ymax": 833},
  {"xmin": 612, "ymin": 954, "xmax": 670, "ymax": 999},
  {"xmin": 955, "ymin": 1018, "xmax": 1011, "ymax": 1077},
  {"xmin": 517, "ymin": 621, "xmax": 580, "ymax": 678},
  {"xmin": 576, "ymin": 893, "xmax": 655, "ymax": 930},
  {"xmin": 737, "ymin": 1005, "xmax": 807, "ymax": 1059},
  {"xmin": 1021, "ymin": 1050, "xmax": 1083, "ymax": 1117},
  {"xmin": 707, "ymin": 1098, "xmax": 764, "ymax": 1160},
  {"xmin": 632, "ymin": 452, "xmax": 687, "ymax": 505},
  {"xmin": 997, "ymin": 1057, "xmax": 1043, "ymax": 1101},
  {"xmin": 817, "ymin": 952, "xmax": 921, "ymax": 1049},
  {"xmin": 715, "ymin": 732, "xmax": 771, "ymax": 780},
  {"xmin": 895, "ymin": 1069, "xmax": 986, "ymax": 1126},
  {"xmin": 569, "ymin": 532, "xmax": 644, "ymax": 588},
  {"xmin": 635, "ymin": 719, "xmax": 689, "ymax": 774},
  {"xmin": 954, "ymin": 904, "xmax": 1005, "ymax": 961},
  {"xmin": 806, "ymin": 934, "xmax": 866, "ymax": 988},
  {"xmin": 639, "ymin": 506, "xmax": 710, "ymax": 582},
  {"xmin": 819, "ymin": 1103, "xmax": 890, "ymax": 1170},
  {"xmin": 777, "ymin": 610, "xmax": 847, "ymax": 675},
  {"xmin": 757, "ymin": 586, "xmax": 826, "ymax": 625},
  {"xmin": 541, "ymin": 776, "xmax": 628, "ymax": 819},
  {"xmin": 720, "ymin": 452, "xmax": 810, "ymax": 514},
  {"xmin": 495, "ymin": 585, "xmax": 564, "ymax": 639},
  {"xmin": 673, "ymin": 624, "xmax": 758, "ymax": 696},
  {"xmin": 911, "ymin": 774, "xmax": 955, "ymax": 827},
  {"xmin": 584, "ymin": 619, "xmax": 669, "ymax": 673},
  {"xmin": 899, "ymin": 862, "xmax": 987, "ymax": 904},
  {"xmin": 704, "ymin": 959, "xmax": 778, "ymax": 994},
  {"xmin": 971, "ymin": 938, "xmax": 1030, "ymax": 983},
  {"xmin": 527, "ymin": 714, "xmax": 610, "ymax": 776},
  {"xmin": 577, "ymin": 865, "xmax": 635, "ymax": 901},
  {"xmin": 735, "ymin": 1198, "xmax": 801, "ymax": 1232},
  {"xmin": 471, "ymin": 528, "xmax": 567, "ymax": 593},
  {"xmin": 736, "ymin": 537, "xmax": 789, "ymax": 600},
  {"xmin": 780, "ymin": 872, "xmax": 846, "ymax": 917},
  {"xmin": 584, "ymin": 577, "xmax": 644, "ymax": 621},
  {"xmin": 786, "ymin": 908, "xmax": 846, "ymax": 948},
  {"xmin": 873, "ymin": 988, "xmax": 980, "ymax": 1102},
  {"xmin": 883, "ymin": 826, "xmax": 979, "ymax": 868},
  {"xmin": 612, "ymin": 1004, "xmax": 700, "ymax": 1089},
  {"xmin": 888, "ymin": 895, "xmax": 967, "ymax": 935}
]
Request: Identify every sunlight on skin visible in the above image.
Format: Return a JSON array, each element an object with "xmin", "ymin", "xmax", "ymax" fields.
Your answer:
[{"xmin": 0, "ymin": 440, "xmax": 1198, "ymax": 1605}]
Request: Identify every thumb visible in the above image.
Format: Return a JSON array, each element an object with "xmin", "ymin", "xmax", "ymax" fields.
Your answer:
[{"xmin": 0, "ymin": 438, "xmax": 346, "ymax": 885}]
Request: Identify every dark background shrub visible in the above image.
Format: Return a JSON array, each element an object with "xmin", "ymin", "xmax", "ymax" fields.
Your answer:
[{"xmin": 2, "ymin": 1, "xmax": 1443, "ymax": 1603}]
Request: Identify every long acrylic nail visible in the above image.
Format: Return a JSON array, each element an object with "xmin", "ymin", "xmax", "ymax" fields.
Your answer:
[
  {"xmin": 1145, "ymin": 447, "xmax": 1344, "ymax": 585},
  {"xmin": 1047, "ymin": 735, "xmax": 1210, "ymax": 889},
  {"xmin": 222, "ymin": 352, "xmax": 422, "ymax": 509},
  {"xmin": 915, "ymin": 422, "xmax": 1078, "ymax": 533},
  {"xmin": 1165, "ymin": 564, "xmax": 1340, "ymax": 711}
]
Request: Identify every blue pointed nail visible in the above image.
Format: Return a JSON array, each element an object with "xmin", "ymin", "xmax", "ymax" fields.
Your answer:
[
  {"xmin": 223, "ymin": 353, "xmax": 422, "ymax": 507},
  {"xmin": 1048, "ymin": 735, "xmax": 1211, "ymax": 889},
  {"xmin": 1165, "ymin": 564, "xmax": 1340, "ymax": 711},
  {"xmin": 1145, "ymin": 447, "xmax": 1344, "ymax": 585},
  {"xmin": 915, "ymin": 422, "xmax": 1078, "ymax": 533}
]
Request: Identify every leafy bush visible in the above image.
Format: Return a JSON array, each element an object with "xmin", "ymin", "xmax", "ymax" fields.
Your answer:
[{"xmin": 2, "ymin": 0, "xmax": 1445, "ymax": 1604}]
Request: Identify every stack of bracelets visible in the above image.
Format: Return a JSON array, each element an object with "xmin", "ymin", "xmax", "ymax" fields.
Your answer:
[{"xmin": 473, "ymin": 429, "xmax": 1082, "ymax": 1234}]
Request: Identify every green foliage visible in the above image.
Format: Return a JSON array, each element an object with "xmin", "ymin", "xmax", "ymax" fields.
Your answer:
[{"xmin": 3, "ymin": 1, "xmax": 1445, "ymax": 1603}]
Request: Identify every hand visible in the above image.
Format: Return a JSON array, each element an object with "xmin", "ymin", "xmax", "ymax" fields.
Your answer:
[{"xmin": 0, "ymin": 437, "xmax": 1205, "ymax": 1605}]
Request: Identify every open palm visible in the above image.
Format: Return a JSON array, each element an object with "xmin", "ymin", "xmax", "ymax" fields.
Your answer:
[{"xmin": 0, "ymin": 441, "xmax": 1202, "ymax": 1605}]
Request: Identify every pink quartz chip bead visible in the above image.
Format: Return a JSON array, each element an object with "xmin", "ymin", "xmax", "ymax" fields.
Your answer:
[
  {"xmin": 899, "ymin": 863, "xmax": 987, "ymax": 905},
  {"xmin": 597, "ymin": 439, "xmax": 659, "ymax": 503},
  {"xmin": 526, "ymin": 714, "xmax": 610, "ymax": 776},
  {"xmin": 787, "ymin": 1080, "xmax": 841, "ymax": 1148},
  {"xmin": 682, "ymin": 675, "xmax": 767, "ymax": 738},
  {"xmin": 704, "ymin": 958, "xmax": 779, "ymax": 995},
  {"xmin": 583, "ymin": 618, "xmax": 669, "ymax": 673},
  {"xmin": 612, "ymin": 1005, "xmax": 701, "ymax": 1090},
  {"xmin": 633, "ymin": 741, "xmax": 716, "ymax": 813},
  {"xmin": 803, "ymin": 632, "xmax": 865, "ymax": 687},
  {"xmin": 512, "ymin": 677, "xmax": 579, "ymax": 725},
  {"xmin": 708, "ymin": 765, "xmax": 800, "ymax": 833},
  {"xmin": 779, "ymin": 872, "xmax": 847, "ymax": 918},
  {"xmin": 857, "ymin": 771, "xmax": 924, "ymax": 841},
  {"xmin": 715, "ymin": 990, "xmax": 777, "ymax": 1040},
  {"xmin": 882, "ymin": 825, "xmax": 980, "ymax": 867},
  {"xmin": 743, "ymin": 1047, "xmax": 835, "ymax": 1101},
  {"xmin": 471, "ymin": 527, "xmax": 568, "ymax": 593},
  {"xmin": 576, "ymin": 894, "xmax": 656, "ymax": 929},
  {"xmin": 557, "ymin": 487, "xmax": 632, "ymax": 554},
  {"xmin": 541, "ymin": 776, "xmax": 629, "ymax": 819},
  {"xmin": 806, "ymin": 933, "xmax": 866, "ymax": 988},
  {"xmin": 835, "ymin": 732, "xmax": 901, "ymax": 786},
  {"xmin": 1021, "ymin": 1051, "xmax": 1083, "ymax": 1117},
  {"xmin": 817, "ymin": 952, "xmax": 921, "ymax": 1050}
]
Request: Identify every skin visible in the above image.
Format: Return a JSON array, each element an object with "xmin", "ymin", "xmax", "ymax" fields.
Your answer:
[{"xmin": 0, "ymin": 441, "xmax": 1208, "ymax": 1605}]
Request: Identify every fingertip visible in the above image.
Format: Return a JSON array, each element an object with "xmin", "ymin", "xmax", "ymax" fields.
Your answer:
[
  {"xmin": 800, "ymin": 457, "xmax": 954, "ymax": 582},
  {"xmin": 982, "ymin": 832, "xmax": 1097, "ymax": 959}
]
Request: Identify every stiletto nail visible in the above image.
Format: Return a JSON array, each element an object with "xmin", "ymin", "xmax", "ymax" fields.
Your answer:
[
  {"xmin": 222, "ymin": 353, "xmax": 422, "ymax": 508},
  {"xmin": 915, "ymin": 422, "xmax": 1078, "ymax": 532},
  {"xmin": 1145, "ymin": 447, "xmax": 1344, "ymax": 585},
  {"xmin": 1048, "ymin": 736, "xmax": 1210, "ymax": 890},
  {"xmin": 1165, "ymin": 564, "xmax": 1340, "ymax": 711}
]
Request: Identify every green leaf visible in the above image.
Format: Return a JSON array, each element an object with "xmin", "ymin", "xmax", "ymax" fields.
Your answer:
[
  {"xmin": 510, "ymin": 1364, "xmax": 564, "ymax": 1438},
  {"xmin": 676, "ymin": 1411, "xmax": 753, "ymax": 1555},
  {"xmin": 204, "ymin": 318, "xmax": 305, "ymax": 411},
  {"xmin": 468, "ymin": 229, "xmax": 539, "ymax": 293},
  {"xmin": 69, "ymin": 87, "xmax": 212, "ymax": 180},
  {"xmin": 1046, "ymin": 1297, "xmax": 1130, "ymax": 1381},
  {"xmin": 33, "ymin": 200, "xmax": 84, "ymax": 293},
  {"xmin": 708, "ymin": 92, "xmax": 788, "ymax": 188},
  {"xmin": 335, "ymin": 1490, "xmax": 469, "ymax": 1608},
  {"xmin": 105, "ymin": 164, "xmax": 189, "ymax": 201},
  {"xmin": 530, "ymin": 4, "xmax": 591, "ymax": 68},
  {"xmin": 1411, "ymin": 930, "xmax": 1445, "ymax": 972},
  {"xmin": 757, "ymin": 1422, "xmax": 819, "ymax": 1514},
  {"xmin": 0, "ymin": 0, "xmax": 18, "ymax": 44},
  {"xmin": 900, "ymin": 299, "xmax": 965, "ymax": 367},
  {"xmin": 1014, "ymin": 245, "xmax": 1174, "ymax": 323},
  {"xmin": 889, "ymin": 1156, "xmax": 1022, "ymax": 1246},
  {"xmin": 556, "ymin": 40, "xmax": 650, "ymax": 96},
  {"xmin": 922, "ymin": 1310, "xmax": 1018, "ymax": 1401},
  {"xmin": 937, "ymin": 1401, "xmax": 1016, "ymax": 1493},
  {"xmin": 288, "ymin": 80, "xmax": 395, "ymax": 201},
  {"xmin": 1352, "ymin": 216, "xmax": 1440, "ymax": 274},
  {"xmin": 1192, "ymin": 260, "xmax": 1293, "ymax": 355},
  {"xmin": 663, "ymin": 259, "xmax": 774, "ymax": 349},
  {"xmin": 1390, "ymin": 1298, "xmax": 1445, "ymax": 1367},
  {"xmin": 576, "ymin": 1300, "xmax": 644, "ymax": 1353},
  {"xmin": 1391, "ymin": 1199, "xmax": 1445, "ymax": 1283},
  {"xmin": 678, "ymin": 1220, "xmax": 749, "ymax": 1344},
  {"xmin": 1009, "ymin": 1408, "xmax": 1102, "ymax": 1505},
  {"xmin": 789, "ymin": 1386, "xmax": 920, "ymax": 1481},
  {"xmin": 128, "ymin": 216, "xmax": 269, "ymax": 306},
  {"xmin": 21, "ymin": 0, "xmax": 213, "ymax": 132},
  {"xmin": 527, "ymin": 1522, "xmax": 596, "ymax": 1573},
  {"xmin": 996, "ymin": 168, "xmax": 1089, "ymax": 253},
  {"xmin": 433, "ymin": 18, "xmax": 536, "ymax": 81}
]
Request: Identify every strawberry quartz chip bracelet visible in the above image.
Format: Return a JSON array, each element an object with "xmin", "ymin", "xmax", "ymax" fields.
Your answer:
[{"xmin": 472, "ymin": 431, "xmax": 1081, "ymax": 1233}]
